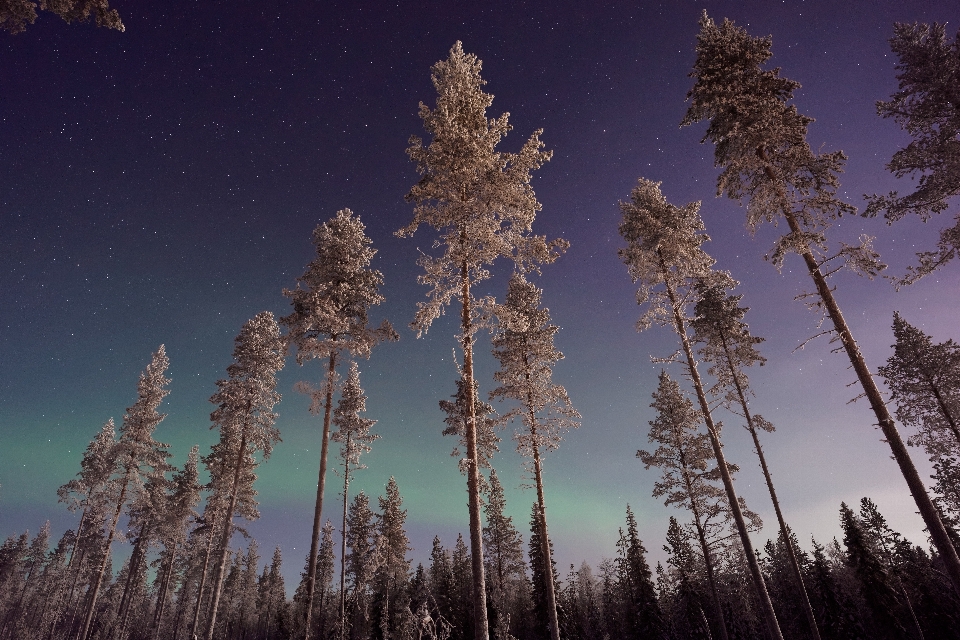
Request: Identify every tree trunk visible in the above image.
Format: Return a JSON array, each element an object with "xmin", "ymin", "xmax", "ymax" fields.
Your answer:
[
  {"xmin": 150, "ymin": 549, "xmax": 176, "ymax": 640},
  {"xmin": 759, "ymin": 148, "xmax": 960, "ymax": 596},
  {"xmin": 203, "ymin": 429, "xmax": 249, "ymax": 640},
  {"xmin": 191, "ymin": 519, "xmax": 218, "ymax": 639},
  {"xmin": 305, "ymin": 351, "xmax": 338, "ymax": 640},
  {"xmin": 460, "ymin": 259, "xmax": 490, "ymax": 640},
  {"xmin": 530, "ymin": 429, "xmax": 560, "ymax": 640},
  {"xmin": 47, "ymin": 510, "xmax": 88, "ymax": 640},
  {"xmin": 78, "ymin": 474, "xmax": 130, "ymax": 640},
  {"xmin": 928, "ymin": 382, "xmax": 960, "ymax": 448},
  {"xmin": 663, "ymin": 265, "xmax": 784, "ymax": 640},
  {"xmin": 717, "ymin": 330, "xmax": 821, "ymax": 640},
  {"xmin": 339, "ymin": 438, "xmax": 351, "ymax": 640},
  {"xmin": 115, "ymin": 520, "xmax": 151, "ymax": 639}
]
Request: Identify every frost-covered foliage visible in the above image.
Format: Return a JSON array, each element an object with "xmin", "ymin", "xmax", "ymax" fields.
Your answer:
[
  {"xmin": 878, "ymin": 312, "xmax": 960, "ymax": 458},
  {"xmin": 491, "ymin": 273, "xmax": 580, "ymax": 465},
  {"xmin": 0, "ymin": 0, "xmax": 124, "ymax": 35},
  {"xmin": 867, "ymin": 22, "xmax": 960, "ymax": 284},
  {"xmin": 399, "ymin": 41, "xmax": 566, "ymax": 337},
  {"xmin": 440, "ymin": 373, "xmax": 500, "ymax": 477},
  {"xmin": 332, "ymin": 362, "xmax": 379, "ymax": 476}
]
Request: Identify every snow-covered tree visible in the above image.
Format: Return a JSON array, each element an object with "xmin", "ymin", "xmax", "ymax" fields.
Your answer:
[
  {"xmin": 0, "ymin": 0, "xmax": 124, "ymax": 35},
  {"xmin": 483, "ymin": 469, "xmax": 525, "ymax": 640},
  {"xmin": 489, "ymin": 272, "xmax": 579, "ymax": 640},
  {"xmin": 399, "ymin": 41, "xmax": 566, "ymax": 640},
  {"xmin": 682, "ymin": 12, "xmax": 960, "ymax": 595},
  {"xmin": 282, "ymin": 208, "xmax": 397, "ymax": 639},
  {"xmin": 867, "ymin": 22, "xmax": 960, "ymax": 284},
  {"xmin": 78, "ymin": 345, "xmax": 171, "ymax": 640},
  {"xmin": 202, "ymin": 312, "xmax": 285, "ymax": 640},
  {"xmin": 332, "ymin": 362, "xmax": 379, "ymax": 637},
  {"xmin": 691, "ymin": 276, "xmax": 821, "ymax": 639},
  {"xmin": 373, "ymin": 477, "xmax": 412, "ymax": 640},
  {"xmin": 878, "ymin": 312, "xmax": 960, "ymax": 458},
  {"xmin": 618, "ymin": 178, "xmax": 779, "ymax": 639}
]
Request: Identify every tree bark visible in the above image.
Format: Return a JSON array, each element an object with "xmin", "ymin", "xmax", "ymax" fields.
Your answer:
[
  {"xmin": 461, "ymin": 259, "xmax": 490, "ymax": 640},
  {"xmin": 662, "ymin": 265, "xmax": 785, "ymax": 640},
  {"xmin": 717, "ymin": 329, "xmax": 821, "ymax": 640},
  {"xmin": 203, "ymin": 429, "xmax": 249, "ymax": 640},
  {"xmin": 305, "ymin": 350, "xmax": 338, "ymax": 640},
  {"xmin": 339, "ymin": 435, "xmax": 351, "ymax": 640},
  {"xmin": 191, "ymin": 519, "xmax": 217, "ymax": 639},
  {"xmin": 531, "ymin": 440, "xmax": 559, "ymax": 640}
]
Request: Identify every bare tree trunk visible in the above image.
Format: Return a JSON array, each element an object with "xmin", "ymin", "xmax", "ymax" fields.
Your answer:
[
  {"xmin": 305, "ymin": 351, "xmax": 338, "ymax": 640},
  {"xmin": 460, "ymin": 259, "xmax": 489, "ymax": 640},
  {"xmin": 150, "ymin": 549, "xmax": 175, "ymax": 640},
  {"xmin": 759, "ymin": 149, "xmax": 960, "ymax": 595},
  {"xmin": 191, "ymin": 521, "xmax": 217, "ymax": 639},
  {"xmin": 78, "ymin": 475, "xmax": 131, "ymax": 640},
  {"xmin": 115, "ymin": 521, "xmax": 151, "ymax": 639},
  {"xmin": 530, "ymin": 436, "xmax": 559, "ymax": 640},
  {"xmin": 717, "ymin": 330, "xmax": 821, "ymax": 640},
  {"xmin": 203, "ymin": 430, "xmax": 249, "ymax": 640},
  {"xmin": 662, "ymin": 266, "xmax": 784, "ymax": 640},
  {"xmin": 339, "ymin": 437, "xmax": 351, "ymax": 640},
  {"xmin": 47, "ymin": 511, "xmax": 88, "ymax": 640}
]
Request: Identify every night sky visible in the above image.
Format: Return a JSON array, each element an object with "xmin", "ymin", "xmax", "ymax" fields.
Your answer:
[{"xmin": 2, "ymin": 0, "xmax": 958, "ymax": 588}]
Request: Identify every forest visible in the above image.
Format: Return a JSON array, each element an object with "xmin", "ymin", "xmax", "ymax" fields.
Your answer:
[{"xmin": 2, "ymin": 5, "xmax": 960, "ymax": 640}]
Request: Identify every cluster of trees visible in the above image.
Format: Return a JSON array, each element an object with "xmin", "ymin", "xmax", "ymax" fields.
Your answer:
[{"xmin": 2, "ymin": 11, "xmax": 959, "ymax": 640}]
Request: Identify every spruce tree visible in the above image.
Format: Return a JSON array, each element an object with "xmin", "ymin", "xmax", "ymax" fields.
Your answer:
[
  {"xmin": 373, "ymin": 477, "xmax": 412, "ymax": 640},
  {"xmin": 878, "ymin": 312, "xmax": 960, "ymax": 458},
  {"xmin": 202, "ymin": 312, "xmax": 285, "ymax": 640},
  {"xmin": 682, "ymin": 12, "xmax": 960, "ymax": 595},
  {"xmin": 527, "ymin": 504, "xmax": 560, "ymax": 640},
  {"xmin": 661, "ymin": 517, "xmax": 713, "ymax": 640},
  {"xmin": 345, "ymin": 492, "xmax": 379, "ymax": 640},
  {"xmin": 692, "ymin": 276, "xmax": 821, "ymax": 639},
  {"xmin": 482, "ymin": 469, "xmax": 525, "ymax": 640},
  {"xmin": 78, "ymin": 345, "xmax": 171, "ymax": 640},
  {"xmin": 399, "ymin": 42, "xmax": 566, "ymax": 640},
  {"xmin": 615, "ymin": 506, "xmax": 664, "ymax": 640},
  {"xmin": 489, "ymin": 273, "xmax": 579, "ymax": 640},
  {"xmin": 866, "ymin": 22, "xmax": 960, "ymax": 284},
  {"xmin": 282, "ymin": 208, "xmax": 397, "ymax": 640}
]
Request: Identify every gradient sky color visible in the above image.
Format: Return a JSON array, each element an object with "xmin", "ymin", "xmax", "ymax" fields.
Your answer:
[{"xmin": 2, "ymin": 0, "xmax": 958, "ymax": 589}]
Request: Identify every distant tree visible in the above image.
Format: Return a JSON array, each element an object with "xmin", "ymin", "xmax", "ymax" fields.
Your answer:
[
  {"xmin": 878, "ymin": 312, "xmax": 960, "ymax": 458},
  {"xmin": 282, "ymin": 208, "xmax": 397, "ymax": 640},
  {"xmin": 0, "ymin": 0, "xmax": 123, "ymax": 35},
  {"xmin": 658, "ymin": 517, "xmax": 713, "ymax": 640},
  {"xmin": 489, "ymin": 273, "xmax": 579, "ymax": 640},
  {"xmin": 482, "ymin": 469, "xmax": 526, "ymax": 639},
  {"xmin": 399, "ymin": 41, "xmax": 566, "ymax": 640},
  {"xmin": 528, "ymin": 504, "xmax": 561, "ymax": 640},
  {"xmin": 372, "ymin": 477, "xmax": 412, "ymax": 640},
  {"xmin": 429, "ymin": 537, "xmax": 456, "ymax": 633},
  {"xmin": 345, "ymin": 492, "xmax": 379, "ymax": 640},
  {"xmin": 614, "ymin": 506, "xmax": 664, "ymax": 640},
  {"xmin": 682, "ymin": 12, "xmax": 960, "ymax": 594},
  {"xmin": 839, "ymin": 503, "xmax": 909, "ymax": 639},
  {"xmin": 78, "ymin": 346, "xmax": 171, "ymax": 640},
  {"xmin": 202, "ymin": 312, "xmax": 285, "ymax": 640},
  {"xmin": 332, "ymin": 362, "xmax": 380, "ymax": 637},
  {"xmin": 807, "ymin": 539, "xmax": 866, "ymax": 640},
  {"xmin": 692, "ymin": 276, "xmax": 821, "ymax": 639},
  {"xmin": 866, "ymin": 22, "xmax": 960, "ymax": 284},
  {"xmin": 258, "ymin": 546, "xmax": 289, "ymax": 640}
]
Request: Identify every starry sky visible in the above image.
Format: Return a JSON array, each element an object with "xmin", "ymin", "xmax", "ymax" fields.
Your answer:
[{"xmin": 2, "ymin": 0, "xmax": 958, "ymax": 587}]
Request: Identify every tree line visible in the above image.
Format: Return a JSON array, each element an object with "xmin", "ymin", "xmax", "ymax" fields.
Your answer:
[{"xmin": 2, "ymin": 11, "xmax": 959, "ymax": 640}]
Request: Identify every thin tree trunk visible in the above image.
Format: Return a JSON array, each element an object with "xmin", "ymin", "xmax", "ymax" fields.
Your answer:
[
  {"xmin": 59, "ymin": 546, "xmax": 87, "ymax": 640},
  {"xmin": 717, "ymin": 330, "xmax": 822, "ymax": 640},
  {"xmin": 928, "ymin": 382, "xmax": 960, "ymax": 448},
  {"xmin": 662, "ymin": 263, "xmax": 784, "ymax": 640},
  {"xmin": 115, "ymin": 521, "xmax": 151, "ymax": 639},
  {"xmin": 305, "ymin": 351, "xmax": 338, "ymax": 640},
  {"xmin": 191, "ymin": 521, "xmax": 217, "ymax": 639},
  {"xmin": 460, "ymin": 258, "xmax": 490, "ymax": 640},
  {"xmin": 531, "ymin": 436, "xmax": 560, "ymax": 640},
  {"xmin": 677, "ymin": 439, "xmax": 729, "ymax": 640},
  {"xmin": 47, "ymin": 510, "xmax": 89, "ymax": 640},
  {"xmin": 339, "ymin": 437, "xmax": 351, "ymax": 640},
  {"xmin": 150, "ymin": 549, "xmax": 175, "ymax": 640},
  {"xmin": 78, "ymin": 474, "xmax": 131, "ymax": 640},
  {"xmin": 758, "ymin": 149, "xmax": 960, "ymax": 595},
  {"xmin": 203, "ymin": 430, "xmax": 249, "ymax": 640}
]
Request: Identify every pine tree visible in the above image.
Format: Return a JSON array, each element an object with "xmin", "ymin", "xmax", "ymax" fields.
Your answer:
[
  {"xmin": 615, "ymin": 506, "xmax": 664, "ymax": 640},
  {"xmin": 637, "ymin": 370, "xmax": 749, "ymax": 640},
  {"xmin": 866, "ymin": 22, "xmax": 960, "ymax": 284},
  {"xmin": 692, "ymin": 276, "xmax": 821, "ymax": 639},
  {"xmin": 399, "ymin": 41, "xmax": 566, "ymax": 640},
  {"xmin": 682, "ymin": 11, "xmax": 960, "ymax": 595},
  {"xmin": 618, "ymin": 177, "xmax": 780, "ymax": 639},
  {"xmin": 482, "ymin": 469, "xmax": 525, "ymax": 640},
  {"xmin": 282, "ymin": 208, "xmax": 397, "ymax": 640},
  {"xmin": 332, "ymin": 362, "xmax": 379, "ymax": 638},
  {"xmin": 489, "ymin": 273, "xmax": 579, "ymax": 640},
  {"xmin": 202, "ymin": 312, "xmax": 285, "ymax": 640},
  {"xmin": 78, "ymin": 345, "xmax": 171, "ymax": 640},
  {"xmin": 878, "ymin": 312, "xmax": 960, "ymax": 458}
]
